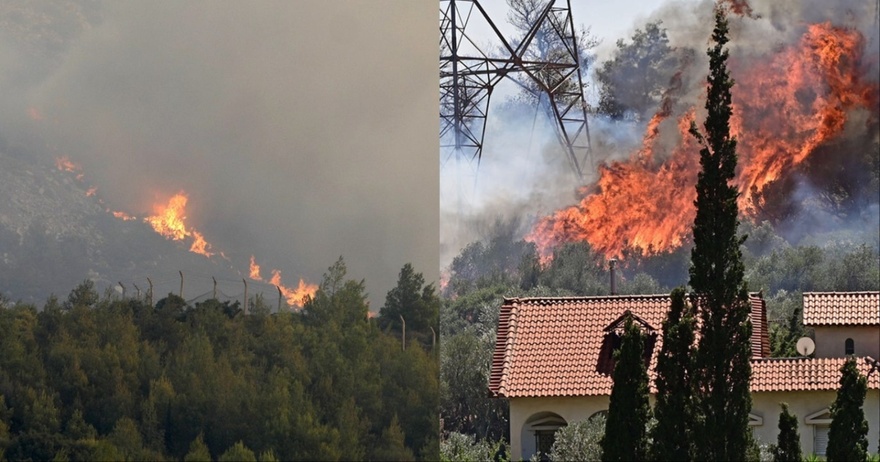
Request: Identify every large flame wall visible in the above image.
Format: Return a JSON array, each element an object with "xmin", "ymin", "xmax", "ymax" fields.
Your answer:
[{"xmin": 528, "ymin": 22, "xmax": 876, "ymax": 261}]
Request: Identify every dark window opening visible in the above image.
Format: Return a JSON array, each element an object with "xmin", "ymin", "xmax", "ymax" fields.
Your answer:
[
  {"xmin": 845, "ymin": 338, "xmax": 854, "ymax": 355},
  {"xmin": 535, "ymin": 430, "xmax": 556, "ymax": 461}
]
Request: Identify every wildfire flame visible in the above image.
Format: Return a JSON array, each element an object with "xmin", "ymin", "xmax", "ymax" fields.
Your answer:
[
  {"xmin": 55, "ymin": 156, "xmax": 85, "ymax": 181},
  {"xmin": 528, "ymin": 23, "xmax": 874, "ymax": 261},
  {"xmin": 145, "ymin": 192, "xmax": 215, "ymax": 257},
  {"xmin": 53, "ymin": 157, "xmax": 316, "ymax": 307},
  {"xmin": 249, "ymin": 256, "xmax": 262, "ymax": 280},
  {"xmin": 112, "ymin": 211, "xmax": 137, "ymax": 221},
  {"xmin": 249, "ymin": 255, "xmax": 318, "ymax": 308}
]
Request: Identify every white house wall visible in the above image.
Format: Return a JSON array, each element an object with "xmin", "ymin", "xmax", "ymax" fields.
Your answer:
[
  {"xmin": 510, "ymin": 396, "xmax": 610, "ymax": 461},
  {"xmin": 751, "ymin": 389, "xmax": 880, "ymax": 456},
  {"xmin": 509, "ymin": 389, "xmax": 879, "ymax": 460},
  {"xmin": 813, "ymin": 326, "xmax": 880, "ymax": 359}
]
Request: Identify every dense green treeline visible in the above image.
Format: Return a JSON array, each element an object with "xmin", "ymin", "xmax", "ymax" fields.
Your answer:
[{"xmin": 0, "ymin": 258, "xmax": 438, "ymax": 461}]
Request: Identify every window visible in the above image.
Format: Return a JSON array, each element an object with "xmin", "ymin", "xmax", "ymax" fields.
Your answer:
[
  {"xmin": 523, "ymin": 412, "xmax": 567, "ymax": 461},
  {"xmin": 806, "ymin": 408, "xmax": 832, "ymax": 456},
  {"xmin": 814, "ymin": 425, "xmax": 829, "ymax": 456},
  {"xmin": 845, "ymin": 338, "xmax": 854, "ymax": 355},
  {"xmin": 535, "ymin": 430, "xmax": 556, "ymax": 460}
]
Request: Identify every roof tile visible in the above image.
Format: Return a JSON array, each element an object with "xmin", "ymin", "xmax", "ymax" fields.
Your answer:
[
  {"xmin": 489, "ymin": 293, "xmax": 880, "ymax": 398},
  {"xmin": 803, "ymin": 292, "xmax": 879, "ymax": 326}
]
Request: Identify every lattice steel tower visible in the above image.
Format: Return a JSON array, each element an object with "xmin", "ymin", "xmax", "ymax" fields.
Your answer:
[{"xmin": 440, "ymin": 0, "xmax": 592, "ymax": 178}]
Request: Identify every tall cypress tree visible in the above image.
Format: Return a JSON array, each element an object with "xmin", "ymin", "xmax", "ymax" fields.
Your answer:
[
  {"xmin": 773, "ymin": 402, "xmax": 802, "ymax": 462},
  {"xmin": 600, "ymin": 313, "xmax": 650, "ymax": 462},
  {"xmin": 688, "ymin": 6, "xmax": 753, "ymax": 460},
  {"xmin": 650, "ymin": 287, "xmax": 696, "ymax": 461},
  {"xmin": 826, "ymin": 358, "xmax": 868, "ymax": 462}
]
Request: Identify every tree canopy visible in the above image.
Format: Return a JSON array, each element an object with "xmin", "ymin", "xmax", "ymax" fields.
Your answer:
[
  {"xmin": 595, "ymin": 21, "xmax": 678, "ymax": 120},
  {"xmin": 0, "ymin": 258, "xmax": 438, "ymax": 461},
  {"xmin": 688, "ymin": 7, "xmax": 753, "ymax": 460}
]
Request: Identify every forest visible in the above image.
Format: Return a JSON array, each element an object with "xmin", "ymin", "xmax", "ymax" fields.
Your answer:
[{"xmin": 0, "ymin": 258, "xmax": 439, "ymax": 461}]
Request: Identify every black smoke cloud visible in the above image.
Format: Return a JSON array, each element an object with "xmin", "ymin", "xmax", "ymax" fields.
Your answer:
[{"xmin": 0, "ymin": 1, "xmax": 438, "ymax": 308}]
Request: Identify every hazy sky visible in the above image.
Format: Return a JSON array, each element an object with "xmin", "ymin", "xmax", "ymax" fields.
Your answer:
[{"xmin": 0, "ymin": 1, "xmax": 438, "ymax": 308}]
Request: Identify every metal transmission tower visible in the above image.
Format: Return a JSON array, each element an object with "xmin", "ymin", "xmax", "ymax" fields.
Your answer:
[{"xmin": 439, "ymin": 0, "xmax": 592, "ymax": 178}]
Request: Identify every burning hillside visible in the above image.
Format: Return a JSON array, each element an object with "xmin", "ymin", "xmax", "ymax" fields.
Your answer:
[
  {"xmin": 146, "ymin": 193, "xmax": 216, "ymax": 258},
  {"xmin": 249, "ymin": 256, "xmax": 318, "ymax": 307},
  {"xmin": 528, "ymin": 20, "xmax": 878, "ymax": 261},
  {"xmin": 47, "ymin": 159, "xmax": 318, "ymax": 308}
]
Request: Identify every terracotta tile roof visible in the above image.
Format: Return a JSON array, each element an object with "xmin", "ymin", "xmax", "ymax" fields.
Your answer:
[
  {"xmin": 751, "ymin": 357, "xmax": 880, "ymax": 392},
  {"xmin": 751, "ymin": 295, "xmax": 771, "ymax": 358},
  {"xmin": 803, "ymin": 292, "xmax": 880, "ymax": 326},
  {"xmin": 488, "ymin": 293, "xmax": 768, "ymax": 398}
]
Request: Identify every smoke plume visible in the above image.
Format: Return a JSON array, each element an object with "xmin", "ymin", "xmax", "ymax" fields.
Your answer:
[
  {"xmin": 440, "ymin": 0, "xmax": 879, "ymax": 268},
  {"xmin": 0, "ymin": 1, "xmax": 438, "ymax": 308}
]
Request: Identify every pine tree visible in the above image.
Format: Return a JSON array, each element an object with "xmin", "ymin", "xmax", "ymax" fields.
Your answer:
[
  {"xmin": 688, "ymin": 6, "xmax": 753, "ymax": 460},
  {"xmin": 600, "ymin": 313, "xmax": 650, "ymax": 461},
  {"xmin": 826, "ymin": 358, "xmax": 868, "ymax": 462},
  {"xmin": 650, "ymin": 287, "xmax": 695, "ymax": 461},
  {"xmin": 773, "ymin": 402, "xmax": 801, "ymax": 462}
]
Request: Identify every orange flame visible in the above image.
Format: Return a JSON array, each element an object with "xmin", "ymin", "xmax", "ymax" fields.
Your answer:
[
  {"xmin": 55, "ymin": 156, "xmax": 81, "ymax": 174},
  {"xmin": 249, "ymin": 256, "xmax": 262, "ymax": 280},
  {"xmin": 112, "ymin": 211, "xmax": 137, "ymax": 221},
  {"xmin": 145, "ymin": 192, "xmax": 214, "ymax": 257},
  {"xmin": 248, "ymin": 255, "xmax": 317, "ymax": 308},
  {"xmin": 529, "ymin": 23, "xmax": 873, "ymax": 261}
]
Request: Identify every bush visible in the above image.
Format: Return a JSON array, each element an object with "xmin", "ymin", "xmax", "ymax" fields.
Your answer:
[
  {"xmin": 549, "ymin": 414, "xmax": 605, "ymax": 462},
  {"xmin": 440, "ymin": 432, "xmax": 506, "ymax": 462}
]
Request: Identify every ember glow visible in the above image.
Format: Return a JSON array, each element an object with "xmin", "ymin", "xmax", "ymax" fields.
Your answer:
[
  {"xmin": 112, "ymin": 211, "xmax": 137, "ymax": 221},
  {"xmin": 145, "ymin": 192, "xmax": 215, "ymax": 257},
  {"xmin": 55, "ymin": 156, "xmax": 84, "ymax": 181},
  {"xmin": 529, "ymin": 23, "xmax": 874, "ymax": 260},
  {"xmin": 249, "ymin": 255, "xmax": 318, "ymax": 308}
]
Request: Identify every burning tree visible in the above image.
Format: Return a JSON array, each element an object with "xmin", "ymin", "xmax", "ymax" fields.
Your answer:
[{"xmin": 687, "ymin": 6, "xmax": 753, "ymax": 460}]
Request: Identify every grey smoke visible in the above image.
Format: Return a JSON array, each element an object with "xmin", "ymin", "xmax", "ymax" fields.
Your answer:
[
  {"xmin": 440, "ymin": 0, "xmax": 880, "ymax": 269},
  {"xmin": 0, "ymin": 1, "xmax": 438, "ymax": 309}
]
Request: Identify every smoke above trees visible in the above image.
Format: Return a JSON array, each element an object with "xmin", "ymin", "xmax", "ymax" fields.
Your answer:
[
  {"xmin": 440, "ymin": 0, "xmax": 879, "ymax": 269},
  {"xmin": 0, "ymin": 1, "xmax": 438, "ymax": 308}
]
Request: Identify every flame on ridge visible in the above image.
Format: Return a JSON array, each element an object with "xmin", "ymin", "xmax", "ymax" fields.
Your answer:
[
  {"xmin": 528, "ymin": 23, "xmax": 874, "ymax": 261},
  {"xmin": 55, "ymin": 155, "xmax": 85, "ymax": 181},
  {"xmin": 249, "ymin": 255, "xmax": 318, "ymax": 308},
  {"xmin": 145, "ymin": 192, "xmax": 215, "ymax": 257},
  {"xmin": 52, "ymin": 156, "xmax": 316, "ymax": 303}
]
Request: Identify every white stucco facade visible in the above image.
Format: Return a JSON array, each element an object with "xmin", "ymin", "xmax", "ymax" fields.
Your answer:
[
  {"xmin": 813, "ymin": 325, "xmax": 880, "ymax": 359},
  {"xmin": 509, "ymin": 396, "xmax": 607, "ymax": 460},
  {"xmin": 750, "ymin": 389, "xmax": 880, "ymax": 456},
  {"xmin": 510, "ymin": 388, "xmax": 880, "ymax": 460}
]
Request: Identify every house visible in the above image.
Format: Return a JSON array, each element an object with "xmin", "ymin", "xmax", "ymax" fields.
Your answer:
[{"xmin": 488, "ymin": 291, "xmax": 880, "ymax": 460}]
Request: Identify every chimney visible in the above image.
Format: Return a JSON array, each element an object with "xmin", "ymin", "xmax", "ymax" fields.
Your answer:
[{"xmin": 609, "ymin": 259, "xmax": 617, "ymax": 295}]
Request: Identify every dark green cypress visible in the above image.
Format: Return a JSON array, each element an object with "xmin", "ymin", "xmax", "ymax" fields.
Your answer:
[
  {"xmin": 601, "ymin": 313, "xmax": 650, "ymax": 462},
  {"xmin": 827, "ymin": 358, "xmax": 869, "ymax": 462},
  {"xmin": 650, "ymin": 287, "xmax": 695, "ymax": 461},
  {"xmin": 688, "ymin": 7, "xmax": 753, "ymax": 460},
  {"xmin": 773, "ymin": 402, "xmax": 802, "ymax": 462}
]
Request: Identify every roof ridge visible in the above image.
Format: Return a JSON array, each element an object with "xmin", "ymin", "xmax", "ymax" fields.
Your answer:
[{"xmin": 804, "ymin": 291, "xmax": 880, "ymax": 295}]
